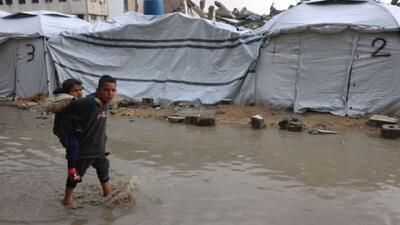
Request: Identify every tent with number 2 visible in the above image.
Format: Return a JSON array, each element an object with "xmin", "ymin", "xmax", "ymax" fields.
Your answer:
[{"xmin": 244, "ymin": 0, "xmax": 400, "ymax": 116}]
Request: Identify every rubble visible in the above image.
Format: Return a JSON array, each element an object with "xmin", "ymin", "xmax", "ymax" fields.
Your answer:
[
  {"xmin": 142, "ymin": 98, "xmax": 154, "ymax": 106},
  {"xmin": 184, "ymin": 115, "xmax": 199, "ymax": 124},
  {"xmin": 172, "ymin": 0, "xmax": 296, "ymax": 30},
  {"xmin": 368, "ymin": 115, "xmax": 398, "ymax": 127},
  {"xmin": 287, "ymin": 121, "xmax": 304, "ymax": 132},
  {"xmin": 308, "ymin": 123, "xmax": 339, "ymax": 135},
  {"xmin": 391, "ymin": 0, "xmax": 400, "ymax": 6},
  {"xmin": 380, "ymin": 124, "xmax": 400, "ymax": 139},
  {"xmin": 308, "ymin": 129, "xmax": 340, "ymax": 135},
  {"xmin": 196, "ymin": 115, "xmax": 216, "ymax": 126},
  {"xmin": 117, "ymin": 98, "xmax": 141, "ymax": 108},
  {"xmin": 167, "ymin": 115, "xmax": 185, "ymax": 123},
  {"xmin": 251, "ymin": 115, "xmax": 266, "ymax": 129},
  {"xmin": 278, "ymin": 117, "xmax": 304, "ymax": 132}
]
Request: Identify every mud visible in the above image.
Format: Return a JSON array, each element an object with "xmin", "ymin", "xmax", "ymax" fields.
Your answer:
[{"xmin": 0, "ymin": 106, "xmax": 399, "ymax": 225}]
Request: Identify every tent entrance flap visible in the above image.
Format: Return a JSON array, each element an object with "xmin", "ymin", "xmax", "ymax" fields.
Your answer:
[
  {"xmin": 294, "ymin": 31, "xmax": 356, "ymax": 114},
  {"xmin": 0, "ymin": 40, "xmax": 17, "ymax": 97},
  {"xmin": 15, "ymin": 38, "xmax": 47, "ymax": 97}
]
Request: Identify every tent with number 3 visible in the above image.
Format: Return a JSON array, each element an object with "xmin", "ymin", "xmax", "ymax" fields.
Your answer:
[
  {"xmin": 247, "ymin": 0, "xmax": 400, "ymax": 116},
  {"xmin": 0, "ymin": 11, "xmax": 89, "ymax": 98}
]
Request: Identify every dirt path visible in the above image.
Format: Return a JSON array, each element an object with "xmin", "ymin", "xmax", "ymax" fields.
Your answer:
[{"xmin": 4, "ymin": 95, "xmax": 389, "ymax": 134}]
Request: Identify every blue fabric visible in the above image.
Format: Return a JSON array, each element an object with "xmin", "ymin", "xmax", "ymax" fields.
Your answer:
[
  {"xmin": 53, "ymin": 88, "xmax": 63, "ymax": 95},
  {"xmin": 67, "ymin": 135, "xmax": 79, "ymax": 168}
]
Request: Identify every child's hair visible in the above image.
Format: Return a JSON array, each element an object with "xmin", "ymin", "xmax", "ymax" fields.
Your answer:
[
  {"xmin": 98, "ymin": 75, "xmax": 116, "ymax": 88},
  {"xmin": 62, "ymin": 79, "xmax": 82, "ymax": 94}
]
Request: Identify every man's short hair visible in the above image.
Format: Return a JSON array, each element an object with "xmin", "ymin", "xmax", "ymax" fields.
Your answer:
[{"xmin": 98, "ymin": 75, "xmax": 116, "ymax": 88}]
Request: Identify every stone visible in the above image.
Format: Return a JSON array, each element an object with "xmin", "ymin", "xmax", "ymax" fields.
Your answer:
[
  {"xmin": 185, "ymin": 115, "xmax": 199, "ymax": 124},
  {"xmin": 142, "ymin": 98, "xmax": 154, "ymax": 106},
  {"xmin": 121, "ymin": 112, "xmax": 134, "ymax": 117},
  {"xmin": 168, "ymin": 115, "xmax": 185, "ymax": 123},
  {"xmin": 219, "ymin": 99, "xmax": 233, "ymax": 105},
  {"xmin": 251, "ymin": 115, "xmax": 266, "ymax": 129},
  {"xmin": 196, "ymin": 116, "xmax": 216, "ymax": 126},
  {"xmin": 118, "ymin": 99, "xmax": 140, "ymax": 108},
  {"xmin": 381, "ymin": 124, "xmax": 400, "ymax": 139},
  {"xmin": 368, "ymin": 115, "xmax": 398, "ymax": 127},
  {"xmin": 287, "ymin": 121, "xmax": 304, "ymax": 132}
]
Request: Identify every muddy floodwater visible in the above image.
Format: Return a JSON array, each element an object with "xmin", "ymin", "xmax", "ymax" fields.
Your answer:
[{"xmin": 0, "ymin": 106, "xmax": 400, "ymax": 225}]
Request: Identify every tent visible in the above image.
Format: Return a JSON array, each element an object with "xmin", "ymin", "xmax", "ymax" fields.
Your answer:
[
  {"xmin": 247, "ymin": 0, "xmax": 400, "ymax": 116},
  {"xmin": 0, "ymin": 11, "xmax": 89, "ymax": 98},
  {"xmin": 47, "ymin": 12, "xmax": 263, "ymax": 104},
  {"xmin": 0, "ymin": 10, "xmax": 10, "ymax": 17}
]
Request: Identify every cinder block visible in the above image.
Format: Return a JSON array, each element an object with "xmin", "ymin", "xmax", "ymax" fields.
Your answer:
[
  {"xmin": 381, "ymin": 124, "xmax": 400, "ymax": 139},
  {"xmin": 168, "ymin": 115, "xmax": 185, "ymax": 123},
  {"xmin": 196, "ymin": 116, "xmax": 216, "ymax": 126},
  {"xmin": 251, "ymin": 115, "xmax": 266, "ymax": 129}
]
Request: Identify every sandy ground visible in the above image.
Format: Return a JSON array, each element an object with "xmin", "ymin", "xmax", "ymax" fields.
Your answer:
[{"xmin": 3, "ymin": 94, "xmax": 394, "ymax": 135}]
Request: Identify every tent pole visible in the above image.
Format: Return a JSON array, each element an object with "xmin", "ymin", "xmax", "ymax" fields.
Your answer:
[
  {"xmin": 13, "ymin": 39, "xmax": 18, "ymax": 100},
  {"xmin": 344, "ymin": 32, "xmax": 360, "ymax": 116}
]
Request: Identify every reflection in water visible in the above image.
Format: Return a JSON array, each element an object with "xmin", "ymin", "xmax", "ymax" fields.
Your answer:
[{"xmin": 0, "ymin": 106, "xmax": 399, "ymax": 225}]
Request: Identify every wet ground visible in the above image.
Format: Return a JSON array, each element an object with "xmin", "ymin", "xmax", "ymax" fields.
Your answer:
[{"xmin": 0, "ymin": 106, "xmax": 400, "ymax": 225}]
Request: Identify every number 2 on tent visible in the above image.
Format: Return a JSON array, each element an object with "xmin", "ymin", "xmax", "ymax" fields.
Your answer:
[{"xmin": 371, "ymin": 38, "xmax": 391, "ymax": 58}]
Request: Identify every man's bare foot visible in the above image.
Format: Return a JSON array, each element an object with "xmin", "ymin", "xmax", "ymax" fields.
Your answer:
[
  {"xmin": 101, "ymin": 181, "xmax": 112, "ymax": 197},
  {"xmin": 62, "ymin": 198, "xmax": 72, "ymax": 206}
]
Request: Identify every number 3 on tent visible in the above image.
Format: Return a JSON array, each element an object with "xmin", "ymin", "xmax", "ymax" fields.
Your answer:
[
  {"xmin": 26, "ymin": 44, "xmax": 35, "ymax": 62},
  {"xmin": 371, "ymin": 38, "xmax": 391, "ymax": 58}
]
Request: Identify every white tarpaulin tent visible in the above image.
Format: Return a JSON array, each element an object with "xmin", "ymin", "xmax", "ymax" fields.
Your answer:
[
  {"xmin": 47, "ymin": 12, "xmax": 263, "ymax": 104},
  {"xmin": 248, "ymin": 0, "xmax": 400, "ymax": 116},
  {"xmin": 0, "ymin": 11, "xmax": 89, "ymax": 98},
  {"xmin": 0, "ymin": 10, "xmax": 10, "ymax": 17}
]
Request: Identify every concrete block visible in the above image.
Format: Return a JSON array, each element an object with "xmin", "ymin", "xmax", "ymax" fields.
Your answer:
[
  {"xmin": 168, "ymin": 115, "xmax": 185, "ymax": 123},
  {"xmin": 196, "ymin": 116, "xmax": 216, "ymax": 126},
  {"xmin": 185, "ymin": 115, "xmax": 199, "ymax": 124},
  {"xmin": 287, "ymin": 121, "xmax": 304, "ymax": 132},
  {"xmin": 368, "ymin": 115, "xmax": 398, "ymax": 127},
  {"xmin": 381, "ymin": 124, "xmax": 400, "ymax": 139},
  {"xmin": 251, "ymin": 115, "xmax": 266, "ymax": 129},
  {"xmin": 278, "ymin": 118, "xmax": 289, "ymax": 130},
  {"xmin": 142, "ymin": 98, "xmax": 154, "ymax": 106}
]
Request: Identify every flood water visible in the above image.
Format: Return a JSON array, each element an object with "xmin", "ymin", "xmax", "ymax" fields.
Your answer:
[{"xmin": 0, "ymin": 106, "xmax": 400, "ymax": 225}]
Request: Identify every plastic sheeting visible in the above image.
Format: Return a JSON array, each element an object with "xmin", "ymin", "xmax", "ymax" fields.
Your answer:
[
  {"xmin": 47, "ymin": 12, "xmax": 263, "ymax": 104},
  {"xmin": 0, "ymin": 11, "xmax": 89, "ymax": 37},
  {"xmin": 258, "ymin": 0, "xmax": 400, "ymax": 35},
  {"xmin": 0, "ymin": 40, "xmax": 16, "ymax": 97},
  {"xmin": 0, "ymin": 10, "xmax": 9, "ymax": 17},
  {"xmin": 0, "ymin": 11, "xmax": 89, "ymax": 97},
  {"xmin": 250, "ymin": 0, "xmax": 400, "ymax": 116}
]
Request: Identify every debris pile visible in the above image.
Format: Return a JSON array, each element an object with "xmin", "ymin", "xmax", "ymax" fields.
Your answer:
[{"xmin": 173, "ymin": 0, "xmax": 296, "ymax": 30}]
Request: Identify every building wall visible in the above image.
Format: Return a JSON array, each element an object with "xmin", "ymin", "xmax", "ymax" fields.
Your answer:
[
  {"xmin": 108, "ymin": 0, "xmax": 123, "ymax": 18},
  {"xmin": 0, "ymin": 0, "xmax": 109, "ymax": 22}
]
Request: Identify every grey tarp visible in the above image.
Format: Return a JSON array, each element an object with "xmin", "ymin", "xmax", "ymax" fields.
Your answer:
[
  {"xmin": 47, "ymin": 12, "xmax": 263, "ymax": 104},
  {"xmin": 247, "ymin": 0, "xmax": 400, "ymax": 116}
]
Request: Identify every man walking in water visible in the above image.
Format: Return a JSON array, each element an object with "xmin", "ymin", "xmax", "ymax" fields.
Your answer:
[{"xmin": 62, "ymin": 75, "xmax": 117, "ymax": 205}]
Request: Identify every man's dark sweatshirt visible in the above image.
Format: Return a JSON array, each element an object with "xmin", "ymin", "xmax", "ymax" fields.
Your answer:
[{"xmin": 67, "ymin": 95, "xmax": 108, "ymax": 159}]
